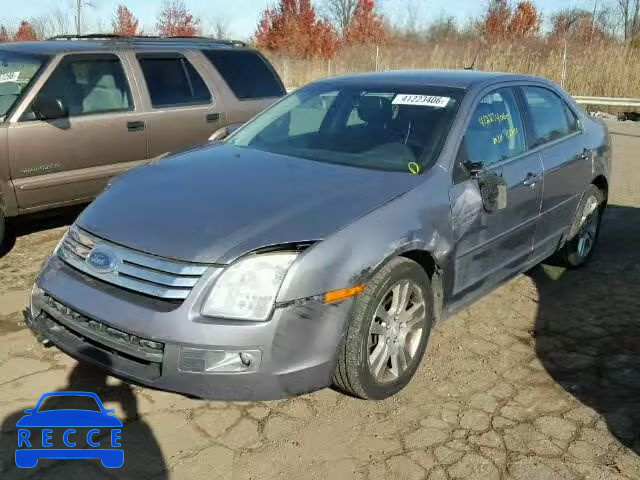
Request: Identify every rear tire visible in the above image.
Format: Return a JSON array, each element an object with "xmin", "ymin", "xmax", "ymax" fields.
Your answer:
[
  {"xmin": 552, "ymin": 184, "xmax": 605, "ymax": 268},
  {"xmin": 333, "ymin": 257, "xmax": 433, "ymax": 400}
]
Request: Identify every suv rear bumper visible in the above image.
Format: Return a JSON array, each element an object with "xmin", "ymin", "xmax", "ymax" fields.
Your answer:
[{"xmin": 28, "ymin": 257, "xmax": 353, "ymax": 401}]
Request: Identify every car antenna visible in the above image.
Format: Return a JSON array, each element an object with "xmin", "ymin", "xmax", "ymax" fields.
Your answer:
[{"xmin": 465, "ymin": 39, "xmax": 485, "ymax": 70}]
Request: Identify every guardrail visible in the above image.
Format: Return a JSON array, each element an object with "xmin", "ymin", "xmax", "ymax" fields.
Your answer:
[{"xmin": 573, "ymin": 96, "xmax": 640, "ymax": 108}]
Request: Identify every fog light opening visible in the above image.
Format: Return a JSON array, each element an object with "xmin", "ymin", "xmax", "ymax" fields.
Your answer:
[{"xmin": 179, "ymin": 348, "xmax": 262, "ymax": 373}]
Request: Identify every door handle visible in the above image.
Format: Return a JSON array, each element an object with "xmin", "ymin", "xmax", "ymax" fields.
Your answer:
[
  {"xmin": 206, "ymin": 113, "xmax": 220, "ymax": 123},
  {"xmin": 522, "ymin": 172, "xmax": 541, "ymax": 187},
  {"xmin": 127, "ymin": 121, "xmax": 145, "ymax": 132}
]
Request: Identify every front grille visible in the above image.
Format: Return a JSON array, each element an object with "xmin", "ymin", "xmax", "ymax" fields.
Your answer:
[
  {"xmin": 57, "ymin": 225, "xmax": 211, "ymax": 300},
  {"xmin": 41, "ymin": 294, "xmax": 164, "ymax": 364}
]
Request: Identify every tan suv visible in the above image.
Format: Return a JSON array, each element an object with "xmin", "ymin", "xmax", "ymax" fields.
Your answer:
[{"xmin": 0, "ymin": 35, "xmax": 285, "ymax": 244}]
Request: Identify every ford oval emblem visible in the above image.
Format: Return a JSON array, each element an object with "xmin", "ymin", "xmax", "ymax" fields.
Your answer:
[{"xmin": 86, "ymin": 248, "xmax": 118, "ymax": 274}]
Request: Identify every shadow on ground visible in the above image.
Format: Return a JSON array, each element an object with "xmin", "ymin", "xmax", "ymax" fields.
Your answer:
[
  {"xmin": 533, "ymin": 204, "xmax": 640, "ymax": 455},
  {"xmin": 0, "ymin": 205, "xmax": 86, "ymax": 258},
  {"xmin": 1, "ymin": 349, "xmax": 166, "ymax": 479}
]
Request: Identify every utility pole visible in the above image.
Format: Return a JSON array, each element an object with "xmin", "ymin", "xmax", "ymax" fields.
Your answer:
[
  {"xmin": 76, "ymin": 0, "xmax": 82, "ymax": 35},
  {"xmin": 75, "ymin": 0, "xmax": 95, "ymax": 36}
]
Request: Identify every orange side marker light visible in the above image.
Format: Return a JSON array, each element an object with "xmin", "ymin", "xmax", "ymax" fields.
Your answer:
[{"xmin": 324, "ymin": 284, "xmax": 365, "ymax": 304}]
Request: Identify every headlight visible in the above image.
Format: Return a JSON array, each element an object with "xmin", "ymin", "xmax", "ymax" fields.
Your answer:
[
  {"xmin": 201, "ymin": 252, "xmax": 298, "ymax": 321},
  {"xmin": 29, "ymin": 283, "xmax": 44, "ymax": 318}
]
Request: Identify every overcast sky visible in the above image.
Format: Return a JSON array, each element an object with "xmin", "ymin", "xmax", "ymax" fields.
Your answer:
[{"xmin": 0, "ymin": 0, "xmax": 587, "ymax": 39}]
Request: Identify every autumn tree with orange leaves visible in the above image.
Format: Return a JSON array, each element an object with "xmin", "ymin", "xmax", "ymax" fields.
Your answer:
[
  {"xmin": 14, "ymin": 21, "xmax": 38, "ymax": 41},
  {"xmin": 344, "ymin": 0, "xmax": 386, "ymax": 44},
  {"xmin": 113, "ymin": 5, "xmax": 140, "ymax": 36},
  {"xmin": 157, "ymin": 0, "xmax": 199, "ymax": 37},
  {"xmin": 483, "ymin": 0, "xmax": 540, "ymax": 42},
  {"xmin": 256, "ymin": 0, "xmax": 338, "ymax": 59}
]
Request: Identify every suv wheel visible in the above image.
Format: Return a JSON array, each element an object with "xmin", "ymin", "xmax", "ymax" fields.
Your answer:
[
  {"xmin": 554, "ymin": 184, "xmax": 605, "ymax": 268},
  {"xmin": 333, "ymin": 257, "xmax": 433, "ymax": 400}
]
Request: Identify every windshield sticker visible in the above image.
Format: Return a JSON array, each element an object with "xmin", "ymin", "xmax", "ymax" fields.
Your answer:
[
  {"xmin": 493, "ymin": 127, "xmax": 520, "ymax": 145},
  {"xmin": 0, "ymin": 71, "xmax": 20, "ymax": 83},
  {"xmin": 407, "ymin": 162, "xmax": 421, "ymax": 174},
  {"xmin": 392, "ymin": 95, "xmax": 451, "ymax": 108},
  {"xmin": 479, "ymin": 112, "xmax": 511, "ymax": 127}
]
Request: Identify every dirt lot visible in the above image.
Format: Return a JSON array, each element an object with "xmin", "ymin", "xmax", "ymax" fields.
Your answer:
[{"xmin": 0, "ymin": 121, "xmax": 639, "ymax": 480}]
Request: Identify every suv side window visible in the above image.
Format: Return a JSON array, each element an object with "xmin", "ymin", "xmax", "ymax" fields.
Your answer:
[
  {"xmin": 137, "ymin": 55, "xmax": 211, "ymax": 108},
  {"xmin": 202, "ymin": 50, "xmax": 285, "ymax": 100},
  {"xmin": 521, "ymin": 86, "xmax": 579, "ymax": 147},
  {"xmin": 35, "ymin": 55, "xmax": 133, "ymax": 117},
  {"xmin": 457, "ymin": 88, "xmax": 525, "ymax": 169}
]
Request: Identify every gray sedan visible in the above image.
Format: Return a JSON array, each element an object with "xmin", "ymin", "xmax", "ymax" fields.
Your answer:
[{"xmin": 27, "ymin": 70, "xmax": 611, "ymax": 400}]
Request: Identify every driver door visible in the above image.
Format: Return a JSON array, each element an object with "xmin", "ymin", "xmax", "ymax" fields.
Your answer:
[
  {"xmin": 449, "ymin": 86, "xmax": 543, "ymax": 303},
  {"xmin": 8, "ymin": 53, "xmax": 147, "ymax": 211}
]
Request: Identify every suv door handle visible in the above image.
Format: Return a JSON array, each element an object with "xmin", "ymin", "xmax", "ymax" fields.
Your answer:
[
  {"xmin": 127, "ymin": 121, "xmax": 145, "ymax": 132},
  {"xmin": 206, "ymin": 113, "xmax": 220, "ymax": 123},
  {"xmin": 522, "ymin": 172, "xmax": 542, "ymax": 187}
]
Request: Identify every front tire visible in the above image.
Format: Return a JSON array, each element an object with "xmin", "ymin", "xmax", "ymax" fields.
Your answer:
[
  {"xmin": 333, "ymin": 257, "xmax": 433, "ymax": 400},
  {"xmin": 553, "ymin": 184, "xmax": 605, "ymax": 268}
]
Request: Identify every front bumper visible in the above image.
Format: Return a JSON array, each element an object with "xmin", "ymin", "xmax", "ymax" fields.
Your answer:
[{"xmin": 28, "ymin": 256, "xmax": 353, "ymax": 401}]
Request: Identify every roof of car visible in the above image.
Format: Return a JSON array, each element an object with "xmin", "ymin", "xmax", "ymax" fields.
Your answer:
[
  {"xmin": 311, "ymin": 69, "xmax": 545, "ymax": 90},
  {"xmin": 0, "ymin": 36, "xmax": 248, "ymax": 55}
]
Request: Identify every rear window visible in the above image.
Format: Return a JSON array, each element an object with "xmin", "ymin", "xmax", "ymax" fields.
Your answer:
[
  {"xmin": 203, "ymin": 50, "xmax": 285, "ymax": 100},
  {"xmin": 137, "ymin": 55, "xmax": 211, "ymax": 108}
]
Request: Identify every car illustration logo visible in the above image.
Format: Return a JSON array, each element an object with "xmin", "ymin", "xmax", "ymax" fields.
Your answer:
[
  {"xmin": 15, "ymin": 391, "xmax": 124, "ymax": 469},
  {"xmin": 86, "ymin": 248, "xmax": 118, "ymax": 274}
]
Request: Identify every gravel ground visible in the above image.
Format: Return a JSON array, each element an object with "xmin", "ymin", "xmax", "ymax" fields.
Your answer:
[{"xmin": 0, "ymin": 120, "xmax": 638, "ymax": 480}]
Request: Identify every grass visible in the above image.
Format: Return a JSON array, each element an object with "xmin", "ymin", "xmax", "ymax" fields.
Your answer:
[{"xmin": 263, "ymin": 39, "xmax": 640, "ymax": 102}]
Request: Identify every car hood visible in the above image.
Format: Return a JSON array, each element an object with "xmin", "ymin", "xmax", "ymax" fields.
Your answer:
[
  {"xmin": 77, "ymin": 144, "xmax": 422, "ymax": 264},
  {"xmin": 16, "ymin": 411, "xmax": 123, "ymax": 427}
]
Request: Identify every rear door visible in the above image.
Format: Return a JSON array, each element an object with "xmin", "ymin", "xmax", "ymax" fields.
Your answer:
[
  {"xmin": 518, "ymin": 85, "xmax": 591, "ymax": 259},
  {"xmin": 8, "ymin": 53, "xmax": 147, "ymax": 211},
  {"xmin": 130, "ymin": 51, "xmax": 224, "ymax": 157},
  {"xmin": 450, "ymin": 86, "xmax": 543, "ymax": 301},
  {"xmin": 201, "ymin": 49, "xmax": 286, "ymax": 123}
]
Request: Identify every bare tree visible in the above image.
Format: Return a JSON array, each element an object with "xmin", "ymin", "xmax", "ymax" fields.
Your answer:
[
  {"xmin": 51, "ymin": 4, "xmax": 73, "ymax": 36},
  {"xmin": 324, "ymin": 0, "xmax": 358, "ymax": 36},
  {"xmin": 616, "ymin": 0, "xmax": 640, "ymax": 40},
  {"xmin": 403, "ymin": 0, "xmax": 424, "ymax": 35},
  {"xmin": 210, "ymin": 17, "xmax": 229, "ymax": 39}
]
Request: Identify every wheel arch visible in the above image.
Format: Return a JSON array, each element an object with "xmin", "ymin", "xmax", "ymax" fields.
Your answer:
[
  {"xmin": 591, "ymin": 175, "xmax": 608, "ymax": 205},
  {"xmin": 399, "ymin": 249, "xmax": 445, "ymax": 324}
]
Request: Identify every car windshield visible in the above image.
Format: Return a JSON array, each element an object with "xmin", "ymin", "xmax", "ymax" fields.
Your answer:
[
  {"xmin": 227, "ymin": 84, "xmax": 464, "ymax": 172},
  {"xmin": 37, "ymin": 395, "xmax": 101, "ymax": 412},
  {"xmin": 0, "ymin": 50, "xmax": 48, "ymax": 119}
]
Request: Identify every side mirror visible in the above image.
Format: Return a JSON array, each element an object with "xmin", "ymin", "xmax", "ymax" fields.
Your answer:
[
  {"xmin": 209, "ymin": 123, "xmax": 243, "ymax": 143},
  {"xmin": 32, "ymin": 95, "xmax": 68, "ymax": 120},
  {"xmin": 23, "ymin": 409, "xmax": 34, "ymax": 414},
  {"xmin": 463, "ymin": 160, "xmax": 485, "ymax": 177}
]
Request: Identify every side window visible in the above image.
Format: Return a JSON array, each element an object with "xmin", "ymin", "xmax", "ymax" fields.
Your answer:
[
  {"xmin": 202, "ymin": 50, "xmax": 284, "ymax": 100},
  {"xmin": 36, "ymin": 55, "xmax": 133, "ymax": 117},
  {"xmin": 521, "ymin": 86, "xmax": 578, "ymax": 147},
  {"xmin": 458, "ymin": 88, "xmax": 525, "ymax": 168},
  {"xmin": 137, "ymin": 55, "xmax": 211, "ymax": 108}
]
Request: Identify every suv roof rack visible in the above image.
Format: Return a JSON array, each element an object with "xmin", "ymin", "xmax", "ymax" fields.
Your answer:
[{"xmin": 47, "ymin": 34, "xmax": 247, "ymax": 48}]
